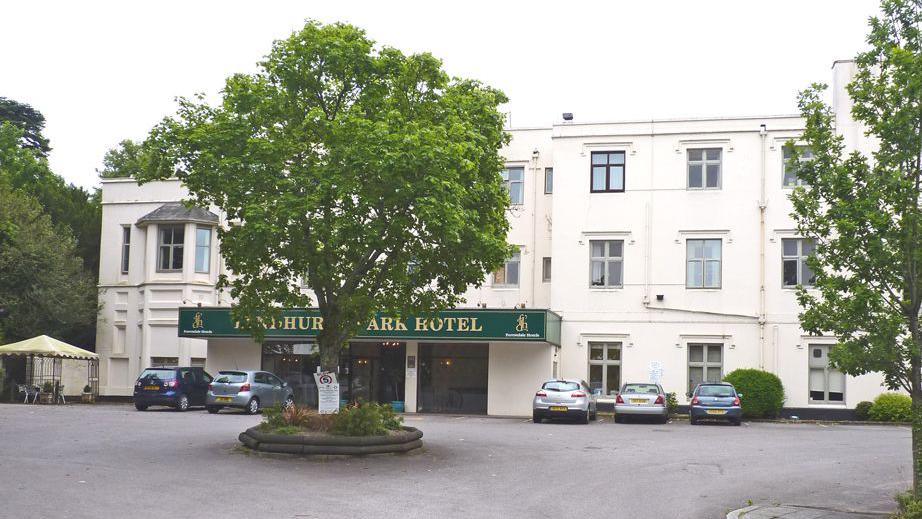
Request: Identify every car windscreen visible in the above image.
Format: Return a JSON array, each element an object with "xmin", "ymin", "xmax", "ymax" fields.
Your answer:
[
  {"xmin": 622, "ymin": 384, "xmax": 660, "ymax": 394},
  {"xmin": 697, "ymin": 385, "xmax": 735, "ymax": 397},
  {"xmin": 138, "ymin": 369, "xmax": 175, "ymax": 382},
  {"xmin": 542, "ymin": 381, "xmax": 581, "ymax": 392},
  {"xmin": 215, "ymin": 372, "xmax": 247, "ymax": 384}
]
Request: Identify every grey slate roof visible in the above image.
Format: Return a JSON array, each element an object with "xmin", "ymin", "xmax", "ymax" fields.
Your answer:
[{"xmin": 136, "ymin": 203, "xmax": 219, "ymax": 227}]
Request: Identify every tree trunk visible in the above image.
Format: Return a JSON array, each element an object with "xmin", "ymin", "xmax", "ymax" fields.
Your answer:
[
  {"xmin": 914, "ymin": 388, "xmax": 922, "ymax": 498},
  {"xmin": 317, "ymin": 332, "xmax": 343, "ymax": 373}
]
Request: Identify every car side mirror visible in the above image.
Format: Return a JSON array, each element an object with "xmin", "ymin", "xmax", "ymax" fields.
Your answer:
[
  {"xmin": 685, "ymin": 392, "xmax": 692, "ymax": 399},
  {"xmin": 737, "ymin": 393, "xmax": 743, "ymax": 399},
  {"xmin": 282, "ymin": 382, "xmax": 289, "ymax": 388}
]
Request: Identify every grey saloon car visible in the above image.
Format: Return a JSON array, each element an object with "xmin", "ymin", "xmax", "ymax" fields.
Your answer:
[
  {"xmin": 688, "ymin": 383, "xmax": 742, "ymax": 425},
  {"xmin": 532, "ymin": 379, "xmax": 597, "ymax": 424},
  {"xmin": 206, "ymin": 370, "xmax": 294, "ymax": 414},
  {"xmin": 614, "ymin": 383, "xmax": 669, "ymax": 423}
]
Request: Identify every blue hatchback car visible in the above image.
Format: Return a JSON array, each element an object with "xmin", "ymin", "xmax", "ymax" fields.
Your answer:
[
  {"xmin": 688, "ymin": 383, "xmax": 743, "ymax": 426},
  {"xmin": 133, "ymin": 367, "xmax": 213, "ymax": 411}
]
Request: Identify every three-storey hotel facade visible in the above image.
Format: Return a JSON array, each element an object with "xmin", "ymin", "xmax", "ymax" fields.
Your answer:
[{"xmin": 95, "ymin": 60, "xmax": 886, "ymax": 417}]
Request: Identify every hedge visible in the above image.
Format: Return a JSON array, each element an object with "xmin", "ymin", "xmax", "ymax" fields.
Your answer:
[
  {"xmin": 722, "ymin": 369, "xmax": 785, "ymax": 418},
  {"xmin": 868, "ymin": 393, "xmax": 911, "ymax": 422}
]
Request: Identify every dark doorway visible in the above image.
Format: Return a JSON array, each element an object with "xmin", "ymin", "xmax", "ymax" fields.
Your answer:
[
  {"xmin": 346, "ymin": 342, "xmax": 406, "ymax": 405},
  {"xmin": 418, "ymin": 342, "xmax": 488, "ymax": 414}
]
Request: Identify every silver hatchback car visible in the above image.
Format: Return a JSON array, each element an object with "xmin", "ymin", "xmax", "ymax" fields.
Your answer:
[
  {"xmin": 206, "ymin": 370, "xmax": 294, "ymax": 414},
  {"xmin": 532, "ymin": 379, "xmax": 597, "ymax": 424},
  {"xmin": 614, "ymin": 383, "xmax": 669, "ymax": 424}
]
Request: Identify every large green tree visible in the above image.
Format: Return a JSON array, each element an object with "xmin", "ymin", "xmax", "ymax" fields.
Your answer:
[
  {"xmin": 139, "ymin": 21, "xmax": 511, "ymax": 371},
  {"xmin": 0, "ymin": 179, "xmax": 98, "ymax": 345},
  {"xmin": 0, "ymin": 97, "xmax": 51, "ymax": 157},
  {"xmin": 98, "ymin": 139, "xmax": 147, "ymax": 178},
  {"xmin": 789, "ymin": 0, "xmax": 922, "ymax": 497}
]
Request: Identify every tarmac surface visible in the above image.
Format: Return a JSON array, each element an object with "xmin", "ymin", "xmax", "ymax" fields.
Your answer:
[{"xmin": 0, "ymin": 403, "xmax": 910, "ymax": 518}]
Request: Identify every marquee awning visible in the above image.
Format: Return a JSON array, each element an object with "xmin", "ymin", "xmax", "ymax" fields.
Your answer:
[
  {"xmin": 0, "ymin": 335, "xmax": 98, "ymax": 360},
  {"xmin": 178, "ymin": 307, "xmax": 561, "ymax": 346}
]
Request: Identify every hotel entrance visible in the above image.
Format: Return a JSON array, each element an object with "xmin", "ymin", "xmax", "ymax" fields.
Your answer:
[{"xmin": 417, "ymin": 342, "xmax": 488, "ymax": 414}]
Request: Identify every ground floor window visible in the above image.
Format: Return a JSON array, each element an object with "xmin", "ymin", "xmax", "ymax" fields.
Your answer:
[
  {"xmin": 588, "ymin": 342, "xmax": 621, "ymax": 397},
  {"xmin": 688, "ymin": 343, "xmax": 722, "ymax": 394},
  {"xmin": 808, "ymin": 344, "xmax": 845, "ymax": 403},
  {"xmin": 190, "ymin": 357, "xmax": 206, "ymax": 368},
  {"xmin": 150, "ymin": 356, "xmax": 178, "ymax": 367},
  {"xmin": 418, "ymin": 342, "xmax": 488, "ymax": 414}
]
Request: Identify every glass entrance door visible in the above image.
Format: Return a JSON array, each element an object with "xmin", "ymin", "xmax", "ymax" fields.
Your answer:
[{"xmin": 417, "ymin": 343, "xmax": 488, "ymax": 414}]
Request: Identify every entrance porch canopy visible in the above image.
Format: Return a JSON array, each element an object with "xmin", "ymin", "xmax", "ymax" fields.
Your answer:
[{"xmin": 178, "ymin": 308, "xmax": 561, "ymax": 346}]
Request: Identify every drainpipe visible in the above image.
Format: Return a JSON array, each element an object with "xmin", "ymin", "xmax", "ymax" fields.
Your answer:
[
  {"xmin": 530, "ymin": 149, "xmax": 540, "ymax": 308},
  {"xmin": 758, "ymin": 124, "xmax": 768, "ymax": 370}
]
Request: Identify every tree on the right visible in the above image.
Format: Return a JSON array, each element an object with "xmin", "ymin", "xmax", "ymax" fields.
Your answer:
[{"xmin": 790, "ymin": 0, "xmax": 922, "ymax": 498}]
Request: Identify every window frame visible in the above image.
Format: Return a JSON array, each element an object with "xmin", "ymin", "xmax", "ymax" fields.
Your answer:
[
  {"xmin": 589, "ymin": 239, "xmax": 624, "ymax": 288},
  {"xmin": 686, "ymin": 148, "xmax": 722, "ymax": 190},
  {"xmin": 588, "ymin": 342, "xmax": 622, "ymax": 398},
  {"xmin": 501, "ymin": 166, "xmax": 525, "ymax": 205},
  {"xmin": 157, "ymin": 224, "xmax": 185, "ymax": 273},
  {"xmin": 686, "ymin": 239, "xmax": 722, "ymax": 289},
  {"xmin": 589, "ymin": 151, "xmax": 626, "ymax": 193},
  {"xmin": 120, "ymin": 225, "xmax": 131, "ymax": 274},
  {"xmin": 782, "ymin": 145, "xmax": 814, "ymax": 188},
  {"xmin": 541, "ymin": 256, "xmax": 552, "ymax": 283},
  {"xmin": 782, "ymin": 238, "xmax": 816, "ymax": 288},
  {"xmin": 492, "ymin": 249, "xmax": 521, "ymax": 288},
  {"xmin": 808, "ymin": 344, "xmax": 846, "ymax": 405},
  {"xmin": 194, "ymin": 226, "xmax": 212, "ymax": 274},
  {"xmin": 544, "ymin": 167, "xmax": 553, "ymax": 194},
  {"xmin": 687, "ymin": 343, "xmax": 723, "ymax": 395}
]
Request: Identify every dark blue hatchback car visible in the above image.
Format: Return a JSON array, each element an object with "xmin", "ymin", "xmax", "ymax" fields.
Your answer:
[
  {"xmin": 133, "ymin": 367, "xmax": 213, "ymax": 411},
  {"xmin": 688, "ymin": 383, "xmax": 743, "ymax": 426}
]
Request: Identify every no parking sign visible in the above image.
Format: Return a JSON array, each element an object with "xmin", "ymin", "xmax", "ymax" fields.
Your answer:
[{"xmin": 313, "ymin": 371, "xmax": 340, "ymax": 414}]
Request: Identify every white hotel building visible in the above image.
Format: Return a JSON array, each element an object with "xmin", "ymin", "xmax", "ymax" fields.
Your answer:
[{"xmin": 95, "ymin": 60, "xmax": 885, "ymax": 417}]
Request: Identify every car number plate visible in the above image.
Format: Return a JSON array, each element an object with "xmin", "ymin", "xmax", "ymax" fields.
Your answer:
[
  {"xmin": 549, "ymin": 406, "xmax": 568, "ymax": 412},
  {"xmin": 630, "ymin": 398, "xmax": 647, "ymax": 404},
  {"xmin": 706, "ymin": 409, "xmax": 727, "ymax": 415},
  {"xmin": 216, "ymin": 397, "xmax": 233, "ymax": 403},
  {"xmin": 143, "ymin": 386, "xmax": 159, "ymax": 391}
]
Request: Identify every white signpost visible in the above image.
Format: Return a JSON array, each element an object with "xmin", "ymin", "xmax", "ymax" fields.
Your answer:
[
  {"xmin": 313, "ymin": 371, "xmax": 340, "ymax": 415},
  {"xmin": 649, "ymin": 361, "xmax": 664, "ymax": 386}
]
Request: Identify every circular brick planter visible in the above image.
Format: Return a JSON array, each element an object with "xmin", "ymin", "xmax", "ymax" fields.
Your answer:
[{"xmin": 238, "ymin": 426, "xmax": 423, "ymax": 455}]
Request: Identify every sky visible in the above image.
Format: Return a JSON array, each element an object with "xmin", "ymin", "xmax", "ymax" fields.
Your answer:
[{"xmin": 1, "ymin": 0, "xmax": 881, "ymax": 190}]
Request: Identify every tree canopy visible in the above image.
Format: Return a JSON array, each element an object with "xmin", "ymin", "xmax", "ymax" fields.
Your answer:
[
  {"xmin": 0, "ymin": 97, "xmax": 51, "ymax": 157},
  {"xmin": 98, "ymin": 139, "xmax": 147, "ymax": 178},
  {"xmin": 789, "ymin": 0, "xmax": 922, "ymax": 497},
  {"xmin": 139, "ymin": 21, "xmax": 512, "ymax": 370}
]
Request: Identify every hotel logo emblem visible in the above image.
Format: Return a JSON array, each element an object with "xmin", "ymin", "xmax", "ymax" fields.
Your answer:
[
  {"xmin": 515, "ymin": 314, "xmax": 528, "ymax": 332},
  {"xmin": 192, "ymin": 312, "xmax": 205, "ymax": 330}
]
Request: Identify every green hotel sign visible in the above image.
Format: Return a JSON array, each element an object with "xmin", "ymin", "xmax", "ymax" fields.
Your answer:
[{"xmin": 179, "ymin": 307, "xmax": 561, "ymax": 346}]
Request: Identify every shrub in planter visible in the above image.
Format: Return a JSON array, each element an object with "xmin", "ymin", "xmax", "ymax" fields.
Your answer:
[
  {"xmin": 894, "ymin": 492, "xmax": 922, "ymax": 519},
  {"xmin": 853, "ymin": 401, "xmax": 873, "ymax": 421},
  {"xmin": 666, "ymin": 392, "xmax": 678, "ymax": 416},
  {"xmin": 722, "ymin": 369, "xmax": 785, "ymax": 418},
  {"xmin": 331, "ymin": 402, "xmax": 403, "ymax": 437},
  {"xmin": 868, "ymin": 393, "xmax": 912, "ymax": 422}
]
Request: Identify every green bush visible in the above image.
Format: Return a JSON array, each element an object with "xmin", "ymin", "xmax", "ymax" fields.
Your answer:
[
  {"xmin": 331, "ymin": 402, "xmax": 403, "ymax": 437},
  {"xmin": 869, "ymin": 393, "xmax": 912, "ymax": 422},
  {"xmin": 722, "ymin": 369, "xmax": 785, "ymax": 418},
  {"xmin": 854, "ymin": 401, "xmax": 873, "ymax": 421},
  {"xmin": 894, "ymin": 492, "xmax": 922, "ymax": 519},
  {"xmin": 666, "ymin": 392, "xmax": 678, "ymax": 415}
]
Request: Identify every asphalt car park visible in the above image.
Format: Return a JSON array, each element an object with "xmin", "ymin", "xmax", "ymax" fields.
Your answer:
[{"xmin": 0, "ymin": 403, "xmax": 909, "ymax": 518}]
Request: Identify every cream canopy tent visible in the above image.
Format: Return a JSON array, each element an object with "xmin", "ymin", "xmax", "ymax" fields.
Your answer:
[{"xmin": 0, "ymin": 335, "xmax": 98, "ymax": 402}]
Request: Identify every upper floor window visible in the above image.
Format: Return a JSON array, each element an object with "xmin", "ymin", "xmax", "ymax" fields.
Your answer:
[
  {"xmin": 158, "ymin": 224, "xmax": 184, "ymax": 272},
  {"xmin": 194, "ymin": 226, "xmax": 212, "ymax": 273},
  {"xmin": 501, "ymin": 167, "xmax": 524, "ymax": 205},
  {"xmin": 782, "ymin": 238, "xmax": 815, "ymax": 287},
  {"xmin": 687, "ymin": 148, "xmax": 721, "ymax": 189},
  {"xmin": 590, "ymin": 240, "xmax": 623, "ymax": 288},
  {"xmin": 492, "ymin": 250, "xmax": 520, "ymax": 287},
  {"xmin": 544, "ymin": 168, "xmax": 553, "ymax": 194},
  {"xmin": 120, "ymin": 226, "xmax": 131, "ymax": 274},
  {"xmin": 782, "ymin": 145, "xmax": 814, "ymax": 187},
  {"xmin": 686, "ymin": 239, "xmax": 721, "ymax": 288},
  {"xmin": 591, "ymin": 151, "xmax": 625, "ymax": 193},
  {"xmin": 542, "ymin": 257, "xmax": 552, "ymax": 282}
]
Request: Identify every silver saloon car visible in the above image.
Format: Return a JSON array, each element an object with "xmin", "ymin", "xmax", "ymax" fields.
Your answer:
[
  {"xmin": 206, "ymin": 370, "xmax": 294, "ymax": 415},
  {"xmin": 533, "ymin": 379, "xmax": 597, "ymax": 424},
  {"xmin": 614, "ymin": 383, "xmax": 669, "ymax": 424}
]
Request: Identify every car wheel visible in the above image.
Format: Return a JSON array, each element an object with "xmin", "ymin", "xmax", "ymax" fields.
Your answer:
[
  {"xmin": 245, "ymin": 397, "xmax": 260, "ymax": 415},
  {"xmin": 134, "ymin": 404, "xmax": 148, "ymax": 411},
  {"xmin": 660, "ymin": 414, "xmax": 669, "ymax": 424},
  {"xmin": 732, "ymin": 419, "xmax": 742, "ymax": 426},
  {"xmin": 614, "ymin": 415, "xmax": 622, "ymax": 424},
  {"xmin": 590, "ymin": 409, "xmax": 597, "ymax": 421},
  {"xmin": 690, "ymin": 416, "xmax": 698, "ymax": 425},
  {"xmin": 175, "ymin": 394, "xmax": 189, "ymax": 412},
  {"xmin": 532, "ymin": 411, "xmax": 542, "ymax": 423},
  {"xmin": 581, "ymin": 409, "xmax": 590, "ymax": 424},
  {"xmin": 206, "ymin": 405, "xmax": 221, "ymax": 414},
  {"xmin": 284, "ymin": 396, "xmax": 294, "ymax": 409}
]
